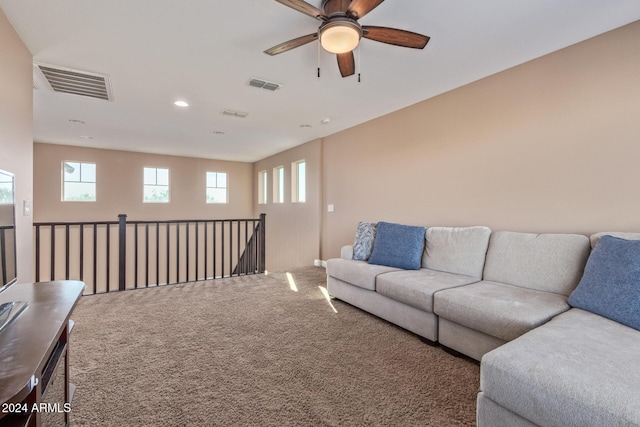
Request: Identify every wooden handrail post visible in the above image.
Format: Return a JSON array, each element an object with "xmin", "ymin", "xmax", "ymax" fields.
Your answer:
[{"xmin": 118, "ymin": 214, "xmax": 127, "ymax": 291}]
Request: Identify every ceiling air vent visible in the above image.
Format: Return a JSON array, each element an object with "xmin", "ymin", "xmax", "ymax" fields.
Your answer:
[
  {"xmin": 248, "ymin": 78, "xmax": 282, "ymax": 92},
  {"xmin": 33, "ymin": 63, "xmax": 114, "ymax": 101},
  {"xmin": 221, "ymin": 109, "xmax": 249, "ymax": 118}
]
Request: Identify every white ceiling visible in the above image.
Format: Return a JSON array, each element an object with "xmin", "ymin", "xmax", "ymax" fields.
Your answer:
[{"xmin": 2, "ymin": 0, "xmax": 640, "ymax": 162}]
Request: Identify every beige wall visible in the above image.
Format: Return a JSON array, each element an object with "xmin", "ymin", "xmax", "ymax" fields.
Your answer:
[
  {"xmin": 0, "ymin": 10, "xmax": 33, "ymax": 283},
  {"xmin": 33, "ymin": 143, "xmax": 254, "ymax": 222},
  {"xmin": 322, "ymin": 21, "xmax": 640, "ymax": 259},
  {"xmin": 253, "ymin": 139, "xmax": 322, "ymax": 271}
]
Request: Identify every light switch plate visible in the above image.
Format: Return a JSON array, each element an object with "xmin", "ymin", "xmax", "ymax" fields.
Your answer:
[{"xmin": 23, "ymin": 199, "xmax": 32, "ymax": 216}]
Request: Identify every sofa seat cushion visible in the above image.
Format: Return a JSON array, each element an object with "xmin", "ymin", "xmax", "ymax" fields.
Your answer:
[
  {"xmin": 376, "ymin": 269, "xmax": 480, "ymax": 313},
  {"xmin": 433, "ymin": 281, "xmax": 569, "ymax": 341},
  {"xmin": 481, "ymin": 309, "xmax": 640, "ymax": 427},
  {"xmin": 326, "ymin": 258, "xmax": 401, "ymax": 291}
]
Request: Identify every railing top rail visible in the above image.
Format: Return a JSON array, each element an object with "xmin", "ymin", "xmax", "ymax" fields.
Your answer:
[
  {"xmin": 34, "ymin": 217, "xmax": 264, "ymax": 227},
  {"xmin": 34, "ymin": 221, "xmax": 119, "ymax": 227},
  {"xmin": 126, "ymin": 218, "xmax": 262, "ymax": 225}
]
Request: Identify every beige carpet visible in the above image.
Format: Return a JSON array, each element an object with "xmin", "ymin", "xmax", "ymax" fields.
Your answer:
[{"xmin": 68, "ymin": 266, "xmax": 479, "ymax": 426}]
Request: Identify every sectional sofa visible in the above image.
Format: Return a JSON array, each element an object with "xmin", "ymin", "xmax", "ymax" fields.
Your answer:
[{"xmin": 326, "ymin": 223, "xmax": 640, "ymax": 426}]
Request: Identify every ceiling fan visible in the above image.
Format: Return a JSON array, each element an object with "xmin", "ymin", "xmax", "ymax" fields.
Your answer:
[{"xmin": 264, "ymin": 0, "xmax": 430, "ymax": 78}]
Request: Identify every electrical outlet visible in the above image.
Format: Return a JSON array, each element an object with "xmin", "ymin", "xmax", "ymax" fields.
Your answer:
[{"xmin": 327, "ymin": 204, "xmax": 334, "ymax": 212}]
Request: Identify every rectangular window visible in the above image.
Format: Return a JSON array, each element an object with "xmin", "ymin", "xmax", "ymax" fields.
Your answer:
[
  {"xmin": 257, "ymin": 170, "xmax": 267, "ymax": 204},
  {"xmin": 206, "ymin": 172, "xmax": 228, "ymax": 204},
  {"xmin": 291, "ymin": 160, "xmax": 306, "ymax": 203},
  {"xmin": 143, "ymin": 167, "xmax": 169, "ymax": 203},
  {"xmin": 62, "ymin": 161, "xmax": 96, "ymax": 202},
  {"xmin": 273, "ymin": 166, "xmax": 284, "ymax": 204},
  {"xmin": 0, "ymin": 171, "xmax": 14, "ymax": 204}
]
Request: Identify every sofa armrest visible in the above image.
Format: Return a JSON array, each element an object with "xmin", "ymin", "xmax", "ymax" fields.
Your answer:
[{"xmin": 341, "ymin": 245, "xmax": 354, "ymax": 260}]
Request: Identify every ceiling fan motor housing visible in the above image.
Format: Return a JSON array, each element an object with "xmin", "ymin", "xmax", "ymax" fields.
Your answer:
[{"xmin": 321, "ymin": 0, "xmax": 353, "ymax": 16}]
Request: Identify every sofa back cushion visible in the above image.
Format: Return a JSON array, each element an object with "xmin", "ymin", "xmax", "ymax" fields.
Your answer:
[
  {"xmin": 422, "ymin": 226, "xmax": 491, "ymax": 278},
  {"xmin": 589, "ymin": 231, "xmax": 640, "ymax": 249},
  {"xmin": 483, "ymin": 231, "xmax": 590, "ymax": 296}
]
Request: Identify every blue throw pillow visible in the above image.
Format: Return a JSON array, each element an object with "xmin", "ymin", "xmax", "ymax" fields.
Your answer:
[
  {"xmin": 368, "ymin": 222, "xmax": 425, "ymax": 270},
  {"xmin": 568, "ymin": 235, "xmax": 640, "ymax": 331}
]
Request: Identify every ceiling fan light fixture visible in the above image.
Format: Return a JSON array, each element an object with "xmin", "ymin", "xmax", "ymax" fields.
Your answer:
[{"xmin": 319, "ymin": 20, "xmax": 361, "ymax": 54}]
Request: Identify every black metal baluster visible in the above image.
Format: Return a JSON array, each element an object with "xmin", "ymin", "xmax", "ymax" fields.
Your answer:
[
  {"xmin": 185, "ymin": 222, "xmax": 189, "ymax": 282},
  {"xmin": 93, "ymin": 224, "xmax": 97, "ymax": 293},
  {"xmin": 166, "ymin": 223, "xmax": 170, "ymax": 285},
  {"xmin": 35, "ymin": 225, "xmax": 40, "ymax": 282},
  {"xmin": 156, "ymin": 222, "xmax": 160, "ymax": 286},
  {"xmin": 50, "ymin": 225, "xmax": 56, "ymax": 281},
  {"xmin": 134, "ymin": 223, "xmax": 139, "ymax": 289},
  {"xmin": 176, "ymin": 222, "xmax": 180, "ymax": 284},
  {"xmin": 79, "ymin": 225, "xmax": 84, "ymax": 281},
  {"xmin": 145, "ymin": 223, "xmax": 150, "ymax": 287},
  {"xmin": 204, "ymin": 222, "xmax": 208, "ymax": 280},
  {"xmin": 65, "ymin": 224, "xmax": 70, "ymax": 280},
  {"xmin": 213, "ymin": 221, "xmax": 218, "ymax": 279}
]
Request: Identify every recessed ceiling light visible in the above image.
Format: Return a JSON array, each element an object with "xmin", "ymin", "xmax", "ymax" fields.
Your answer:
[
  {"xmin": 212, "ymin": 131, "xmax": 225, "ymax": 135},
  {"xmin": 69, "ymin": 119, "xmax": 85, "ymax": 124},
  {"xmin": 174, "ymin": 100, "xmax": 189, "ymax": 107},
  {"xmin": 321, "ymin": 117, "xmax": 331, "ymax": 124},
  {"xmin": 299, "ymin": 124, "xmax": 312, "ymax": 128},
  {"xmin": 80, "ymin": 135, "xmax": 94, "ymax": 140}
]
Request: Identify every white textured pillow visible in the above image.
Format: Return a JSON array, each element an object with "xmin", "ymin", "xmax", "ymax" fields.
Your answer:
[{"xmin": 352, "ymin": 222, "xmax": 377, "ymax": 261}]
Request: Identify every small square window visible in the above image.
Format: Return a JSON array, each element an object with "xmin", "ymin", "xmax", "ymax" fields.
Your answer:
[
  {"xmin": 62, "ymin": 161, "xmax": 96, "ymax": 202},
  {"xmin": 206, "ymin": 172, "xmax": 228, "ymax": 204},
  {"xmin": 143, "ymin": 167, "xmax": 170, "ymax": 203}
]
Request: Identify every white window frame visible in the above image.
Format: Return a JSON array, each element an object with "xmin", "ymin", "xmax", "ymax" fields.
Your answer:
[
  {"xmin": 206, "ymin": 171, "xmax": 228, "ymax": 204},
  {"xmin": 258, "ymin": 170, "xmax": 268, "ymax": 205},
  {"xmin": 272, "ymin": 166, "xmax": 284, "ymax": 204},
  {"xmin": 62, "ymin": 161, "xmax": 96, "ymax": 202},
  {"xmin": 143, "ymin": 167, "xmax": 170, "ymax": 203},
  {"xmin": 291, "ymin": 160, "xmax": 306, "ymax": 203}
]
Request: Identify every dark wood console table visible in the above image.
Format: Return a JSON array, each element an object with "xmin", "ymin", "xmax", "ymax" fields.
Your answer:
[{"xmin": 0, "ymin": 281, "xmax": 84, "ymax": 427}]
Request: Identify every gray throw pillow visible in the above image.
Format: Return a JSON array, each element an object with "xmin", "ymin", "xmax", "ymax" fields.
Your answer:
[
  {"xmin": 568, "ymin": 235, "xmax": 640, "ymax": 331},
  {"xmin": 353, "ymin": 222, "xmax": 377, "ymax": 261}
]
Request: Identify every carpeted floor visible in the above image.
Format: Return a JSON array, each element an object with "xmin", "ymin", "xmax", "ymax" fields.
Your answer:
[{"xmin": 68, "ymin": 266, "xmax": 479, "ymax": 426}]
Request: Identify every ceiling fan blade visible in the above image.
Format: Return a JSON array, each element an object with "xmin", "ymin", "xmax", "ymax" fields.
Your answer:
[
  {"xmin": 362, "ymin": 26, "xmax": 430, "ymax": 49},
  {"xmin": 264, "ymin": 33, "xmax": 318, "ymax": 56},
  {"xmin": 337, "ymin": 52, "xmax": 355, "ymax": 77},
  {"xmin": 347, "ymin": 0, "xmax": 385, "ymax": 19},
  {"xmin": 275, "ymin": 0, "xmax": 326, "ymax": 20}
]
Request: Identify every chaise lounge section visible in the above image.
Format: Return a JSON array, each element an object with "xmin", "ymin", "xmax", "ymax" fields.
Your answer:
[
  {"xmin": 477, "ymin": 231, "xmax": 640, "ymax": 426},
  {"xmin": 433, "ymin": 231, "xmax": 591, "ymax": 361}
]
